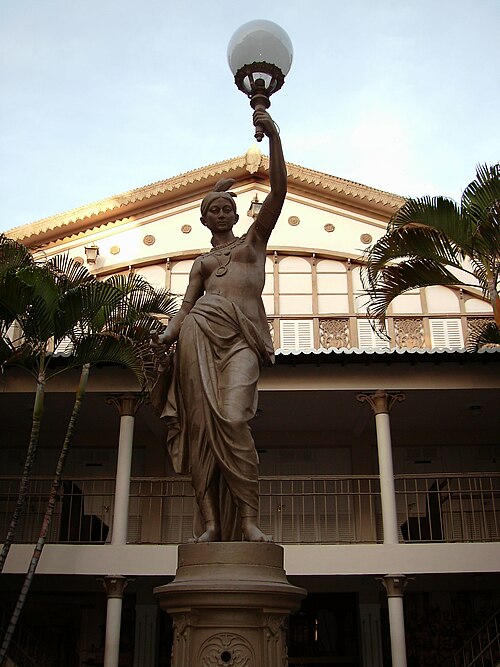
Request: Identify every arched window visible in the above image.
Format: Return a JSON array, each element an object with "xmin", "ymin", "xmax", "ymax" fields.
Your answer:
[
  {"xmin": 278, "ymin": 256, "xmax": 312, "ymax": 315},
  {"xmin": 170, "ymin": 259, "xmax": 194, "ymax": 297},
  {"xmin": 316, "ymin": 259, "xmax": 349, "ymax": 314},
  {"xmin": 136, "ymin": 265, "xmax": 167, "ymax": 290}
]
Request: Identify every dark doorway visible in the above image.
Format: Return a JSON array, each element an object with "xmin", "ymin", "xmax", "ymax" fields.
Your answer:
[{"xmin": 288, "ymin": 592, "xmax": 360, "ymax": 666}]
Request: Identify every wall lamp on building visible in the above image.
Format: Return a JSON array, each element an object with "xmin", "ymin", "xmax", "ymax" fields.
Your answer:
[
  {"xmin": 84, "ymin": 243, "xmax": 100, "ymax": 264},
  {"xmin": 247, "ymin": 194, "xmax": 263, "ymax": 220},
  {"xmin": 227, "ymin": 19, "xmax": 293, "ymax": 142}
]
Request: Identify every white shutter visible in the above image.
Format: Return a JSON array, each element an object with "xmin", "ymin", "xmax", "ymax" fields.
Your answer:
[
  {"xmin": 53, "ymin": 336, "xmax": 74, "ymax": 355},
  {"xmin": 357, "ymin": 320, "xmax": 389, "ymax": 349},
  {"xmin": 279, "ymin": 320, "xmax": 314, "ymax": 350},
  {"xmin": 429, "ymin": 319, "xmax": 464, "ymax": 348}
]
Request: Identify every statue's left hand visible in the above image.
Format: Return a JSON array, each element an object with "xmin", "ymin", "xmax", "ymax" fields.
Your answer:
[{"xmin": 151, "ymin": 331, "xmax": 172, "ymax": 365}]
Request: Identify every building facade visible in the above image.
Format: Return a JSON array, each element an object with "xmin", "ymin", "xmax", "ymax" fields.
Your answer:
[{"xmin": 1, "ymin": 150, "xmax": 499, "ymax": 667}]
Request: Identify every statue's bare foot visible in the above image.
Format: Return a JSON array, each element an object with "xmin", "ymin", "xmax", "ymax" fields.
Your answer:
[
  {"xmin": 189, "ymin": 525, "xmax": 220, "ymax": 543},
  {"xmin": 242, "ymin": 519, "xmax": 273, "ymax": 543}
]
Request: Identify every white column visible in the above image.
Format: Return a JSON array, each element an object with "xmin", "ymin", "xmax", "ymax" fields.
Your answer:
[
  {"xmin": 102, "ymin": 575, "xmax": 130, "ymax": 667},
  {"xmin": 357, "ymin": 390, "xmax": 405, "ymax": 544},
  {"xmin": 379, "ymin": 575, "xmax": 410, "ymax": 667},
  {"xmin": 106, "ymin": 394, "xmax": 142, "ymax": 545}
]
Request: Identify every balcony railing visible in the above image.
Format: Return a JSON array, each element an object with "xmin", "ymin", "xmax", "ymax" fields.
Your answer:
[
  {"xmin": 396, "ymin": 474, "xmax": 500, "ymax": 543},
  {"xmin": 0, "ymin": 474, "xmax": 498, "ymax": 546}
]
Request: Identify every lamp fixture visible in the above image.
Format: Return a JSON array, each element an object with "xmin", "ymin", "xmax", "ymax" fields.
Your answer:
[
  {"xmin": 228, "ymin": 20, "xmax": 293, "ymax": 141},
  {"xmin": 247, "ymin": 194, "xmax": 263, "ymax": 220},
  {"xmin": 84, "ymin": 243, "xmax": 99, "ymax": 264}
]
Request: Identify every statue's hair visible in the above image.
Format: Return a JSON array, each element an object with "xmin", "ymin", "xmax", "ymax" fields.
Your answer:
[{"xmin": 200, "ymin": 179, "xmax": 237, "ymax": 217}]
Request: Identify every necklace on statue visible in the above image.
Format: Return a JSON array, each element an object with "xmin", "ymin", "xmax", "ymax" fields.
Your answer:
[{"xmin": 209, "ymin": 235, "xmax": 245, "ymax": 277}]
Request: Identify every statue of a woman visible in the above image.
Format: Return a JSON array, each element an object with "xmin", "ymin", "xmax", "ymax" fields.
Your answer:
[{"xmin": 153, "ymin": 110, "xmax": 286, "ymax": 542}]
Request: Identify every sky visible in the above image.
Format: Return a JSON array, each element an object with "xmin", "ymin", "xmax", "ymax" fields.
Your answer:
[{"xmin": 1, "ymin": 0, "xmax": 499, "ymax": 233}]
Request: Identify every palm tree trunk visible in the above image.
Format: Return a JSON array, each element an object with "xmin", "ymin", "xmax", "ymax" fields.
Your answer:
[
  {"xmin": 0, "ymin": 364, "xmax": 90, "ymax": 664},
  {"xmin": 0, "ymin": 361, "xmax": 46, "ymax": 573},
  {"xmin": 487, "ymin": 277, "xmax": 500, "ymax": 329}
]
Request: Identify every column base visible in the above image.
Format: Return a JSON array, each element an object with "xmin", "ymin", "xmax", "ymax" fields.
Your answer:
[{"xmin": 154, "ymin": 542, "xmax": 306, "ymax": 666}]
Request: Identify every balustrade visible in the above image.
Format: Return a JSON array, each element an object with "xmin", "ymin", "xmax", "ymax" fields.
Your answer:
[{"xmin": 1, "ymin": 473, "xmax": 498, "ymax": 546}]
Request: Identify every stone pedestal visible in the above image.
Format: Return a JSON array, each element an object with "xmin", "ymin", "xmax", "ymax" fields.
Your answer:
[{"xmin": 154, "ymin": 542, "xmax": 306, "ymax": 666}]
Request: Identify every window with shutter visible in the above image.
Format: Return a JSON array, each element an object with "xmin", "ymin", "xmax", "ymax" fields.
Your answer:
[
  {"xmin": 429, "ymin": 319, "xmax": 464, "ymax": 348},
  {"xmin": 357, "ymin": 320, "xmax": 390, "ymax": 349},
  {"xmin": 279, "ymin": 320, "xmax": 314, "ymax": 350}
]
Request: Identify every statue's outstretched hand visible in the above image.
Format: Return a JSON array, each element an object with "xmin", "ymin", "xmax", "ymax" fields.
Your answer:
[{"xmin": 253, "ymin": 109, "xmax": 278, "ymax": 138}]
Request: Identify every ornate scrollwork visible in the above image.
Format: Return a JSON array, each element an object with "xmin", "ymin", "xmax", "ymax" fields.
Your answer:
[
  {"xmin": 319, "ymin": 318, "xmax": 350, "ymax": 349},
  {"xmin": 172, "ymin": 613, "xmax": 190, "ymax": 643},
  {"xmin": 394, "ymin": 318, "xmax": 424, "ymax": 349},
  {"xmin": 268, "ymin": 319, "xmax": 275, "ymax": 343},
  {"xmin": 263, "ymin": 614, "xmax": 285, "ymax": 639},
  {"xmin": 198, "ymin": 633, "xmax": 253, "ymax": 666},
  {"xmin": 467, "ymin": 317, "xmax": 495, "ymax": 341}
]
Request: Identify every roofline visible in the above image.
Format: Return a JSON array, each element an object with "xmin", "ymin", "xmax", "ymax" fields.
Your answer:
[
  {"xmin": 274, "ymin": 347, "xmax": 500, "ymax": 364},
  {"xmin": 7, "ymin": 154, "xmax": 405, "ymax": 247}
]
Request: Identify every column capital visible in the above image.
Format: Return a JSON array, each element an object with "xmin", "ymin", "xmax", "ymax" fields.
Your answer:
[
  {"xmin": 106, "ymin": 393, "xmax": 143, "ymax": 417},
  {"xmin": 357, "ymin": 389, "xmax": 405, "ymax": 415},
  {"xmin": 101, "ymin": 575, "xmax": 133, "ymax": 598},
  {"xmin": 376, "ymin": 574, "xmax": 412, "ymax": 597}
]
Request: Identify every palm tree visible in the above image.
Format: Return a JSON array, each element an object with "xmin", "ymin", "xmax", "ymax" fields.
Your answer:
[
  {"xmin": 361, "ymin": 163, "xmax": 500, "ymax": 348},
  {"xmin": 0, "ymin": 264, "xmax": 177, "ymax": 663},
  {"xmin": 0, "ymin": 241, "xmax": 128, "ymax": 572}
]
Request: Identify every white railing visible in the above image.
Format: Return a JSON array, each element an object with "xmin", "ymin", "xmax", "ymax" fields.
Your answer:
[
  {"xmin": 396, "ymin": 474, "xmax": 500, "ymax": 543},
  {"xmin": 1, "ymin": 474, "xmax": 498, "ymax": 545}
]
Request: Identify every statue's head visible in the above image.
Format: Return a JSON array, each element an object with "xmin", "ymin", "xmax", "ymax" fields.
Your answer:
[{"xmin": 200, "ymin": 179, "xmax": 237, "ymax": 219}]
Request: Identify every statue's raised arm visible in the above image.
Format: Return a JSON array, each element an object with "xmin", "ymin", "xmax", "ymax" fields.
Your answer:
[{"xmin": 246, "ymin": 109, "xmax": 287, "ymax": 246}]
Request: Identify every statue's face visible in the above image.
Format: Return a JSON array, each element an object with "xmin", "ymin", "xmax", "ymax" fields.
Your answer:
[{"xmin": 201, "ymin": 197, "xmax": 238, "ymax": 234}]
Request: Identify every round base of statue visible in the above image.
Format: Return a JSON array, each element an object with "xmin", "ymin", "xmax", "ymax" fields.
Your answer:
[{"xmin": 154, "ymin": 542, "xmax": 306, "ymax": 666}]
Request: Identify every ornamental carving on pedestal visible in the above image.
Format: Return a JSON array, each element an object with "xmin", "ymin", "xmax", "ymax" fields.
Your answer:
[
  {"xmin": 198, "ymin": 633, "xmax": 253, "ymax": 666},
  {"xmin": 263, "ymin": 614, "xmax": 288, "ymax": 667},
  {"xmin": 319, "ymin": 318, "xmax": 350, "ymax": 349},
  {"xmin": 172, "ymin": 613, "xmax": 190, "ymax": 644},
  {"xmin": 394, "ymin": 318, "xmax": 424, "ymax": 348}
]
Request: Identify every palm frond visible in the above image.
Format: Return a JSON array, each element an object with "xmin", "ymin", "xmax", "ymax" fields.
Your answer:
[
  {"xmin": 389, "ymin": 196, "xmax": 472, "ymax": 248},
  {"xmin": 56, "ymin": 281, "xmax": 124, "ymax": 340},
  {"xmin": 467, "ymin": 258, "xmax": 491, "ymax": 297},
  {"xmin": 14, "ymin": 266, "xmax": 59, "ymax": 342},
  {"xmin": 98, "ymin": 273, "xmax": 177, "ymax": 332},
  {"xmin": 363, "ymin": 225, "xmax": 467, "ymax": 286},
  {"xmin": 0, "ymin": 336, "xmax": 15, "ymax": 365},
  {"xmin": 366, "ymin": 258, "xmax": 462, "ymax": 321},
  {"xmin": 461, "ymin": 164, "xmax": 500, "ymax": 257},
  {"xmin": 0, "ymin": 235, "xmax": 33, "ymax": 275},
  {"xmin": 106, "ymin": 314, "xmax": 168, "ymax": 341},
  {"xmin": 66, "ymin": 335, "xmax": 149, "ymax": 387},
  {"xmin": 47, "ymin": 254, "xmax": 94, "ymax": 288},
  {"xmin": 461, "ymin": 164, "xmax": 500, "ymax": 222},
  {"xmin": 0, "ymin": 274, "xmax": 35, "ymax": 329}
]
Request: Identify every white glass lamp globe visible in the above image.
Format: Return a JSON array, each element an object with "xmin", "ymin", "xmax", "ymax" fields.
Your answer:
[{"xmin": 227, "ymin": 20, "xmax": 293, "ymax": 96}]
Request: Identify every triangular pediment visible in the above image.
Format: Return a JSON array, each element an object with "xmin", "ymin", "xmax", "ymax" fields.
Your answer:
[{"xmin": 7, "ymin": 151, "xmax": 404, "ymax": 248}]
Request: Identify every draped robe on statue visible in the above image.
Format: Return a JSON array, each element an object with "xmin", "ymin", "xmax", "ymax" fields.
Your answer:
[{"xmin": 159, "ymin": 292, "xmax": 273, "ymax": 541}]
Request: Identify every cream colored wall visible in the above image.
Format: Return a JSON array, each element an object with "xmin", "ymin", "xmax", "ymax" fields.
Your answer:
[
  {"xmin": 6, "ymin": 542, "xmax": 499, "ymax": 577},
  {"xmin": 39, "ymin": 186, "xmax": 387, "ymax": 272},
  {"xmin": 36, "ymin": 185, "xmax": 493, "ymax": 323}
]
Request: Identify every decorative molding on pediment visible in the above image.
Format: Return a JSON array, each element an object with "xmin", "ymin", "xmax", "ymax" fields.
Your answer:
[
  {"xmin": 264, "ymin": 156, "xmax": 405, "ymax": 210},
  {"xmin": 7, "ymin": 155, "xmax": 250, "ymax": 245},
  {"xmin": 7, "ymin": 152, "xmax": 404, "ymax": 247}
]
